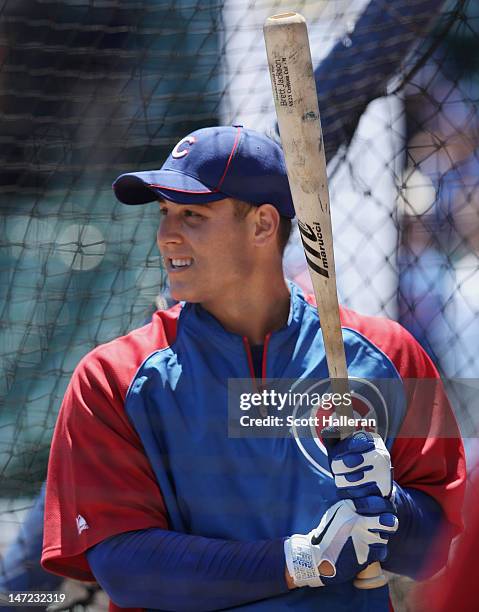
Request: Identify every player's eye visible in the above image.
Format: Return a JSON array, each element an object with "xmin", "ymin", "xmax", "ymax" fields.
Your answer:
[
  {"xmin": 159, "ymin": 207, "xmax": 168, "ymax": 216},
  {"xmin": 184, "ymin": 209, "xmax": 203, "ymax": 218}
]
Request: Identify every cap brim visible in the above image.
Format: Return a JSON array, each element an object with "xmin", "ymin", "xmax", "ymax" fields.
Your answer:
[{"xmin": 113, "ymin": 170, "xmax": 227, "ymax": 205}]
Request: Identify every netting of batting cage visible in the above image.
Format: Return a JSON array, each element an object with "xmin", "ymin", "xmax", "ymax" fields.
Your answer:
[{"xmin": 0, "ymin": 0, "xmax": 477, "ymax": 609}]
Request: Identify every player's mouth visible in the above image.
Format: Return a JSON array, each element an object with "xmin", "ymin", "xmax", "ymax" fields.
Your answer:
[{"xmin": 167, "ymin": 257, "xmax": 194, "ymax": 271}]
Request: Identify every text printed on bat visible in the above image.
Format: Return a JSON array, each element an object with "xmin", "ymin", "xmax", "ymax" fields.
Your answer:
[
  {"xmin": 298, "ymin": 220, "xmax": 329, "ymax": 278},
  {"xmin": 270, "ymin": 57, "xmax": 293, "ymax": 107}
]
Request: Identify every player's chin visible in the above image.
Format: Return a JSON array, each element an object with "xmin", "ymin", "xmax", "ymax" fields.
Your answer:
[{"xmin": 168, "ymin": 281, "xmax": 204, "ymax": 303}]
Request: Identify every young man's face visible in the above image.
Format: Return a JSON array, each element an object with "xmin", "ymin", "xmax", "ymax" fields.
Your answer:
[{"xmin": 157, "ymin": 198, "xmax": 255, "ymax": 303}]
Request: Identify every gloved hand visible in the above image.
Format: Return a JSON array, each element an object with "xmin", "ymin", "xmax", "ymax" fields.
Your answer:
[
  {"xmin": 325, "ymin": 430, "xmax": 393, "ymax": 499},
  {"xmin": 284, "ymin": 497, "xmax": 398, "ymax": 587}
]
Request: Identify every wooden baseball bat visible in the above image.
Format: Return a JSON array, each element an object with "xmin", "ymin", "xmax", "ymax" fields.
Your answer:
[{"xmin": 263, "ymin": 11, "xmax": 386, "ymax": 590}]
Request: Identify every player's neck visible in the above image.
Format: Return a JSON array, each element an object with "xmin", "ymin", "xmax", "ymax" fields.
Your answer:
[{"xmin": 201, "ymin": 272, "xmax": 290, "ymax": 345}]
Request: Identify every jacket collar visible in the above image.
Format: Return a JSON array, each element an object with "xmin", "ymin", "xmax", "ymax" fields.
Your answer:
[{"xmin": 177, "ymin": 282, "xmax": 310, "ymax": 353}]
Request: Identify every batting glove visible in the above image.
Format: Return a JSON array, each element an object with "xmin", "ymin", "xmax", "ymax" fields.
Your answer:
[
  {"xmin": 284, "ymin": 497, "xmax": 398, "ymax": 588},
  {"xmin": 325, "ymin": 430, "xmax": 393, "ymax": 499}
]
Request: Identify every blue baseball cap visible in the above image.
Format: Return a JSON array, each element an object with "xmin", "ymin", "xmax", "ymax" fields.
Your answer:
[{"xmin": 112, "ymin": 125, "xmax": 295, "ymax": 218}]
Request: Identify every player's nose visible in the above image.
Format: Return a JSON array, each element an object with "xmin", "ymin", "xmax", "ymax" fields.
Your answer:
[{"xmin": 157, "ymin": 213, "xmax": 183, "ymax": 248}]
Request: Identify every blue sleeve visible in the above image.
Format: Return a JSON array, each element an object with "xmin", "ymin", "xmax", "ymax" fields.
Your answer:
[
  {"xmin": 314, "ymin": 0, "xmax": 448, "ymax": 163},
  {"xmin": 86, "ymin": 529, "xmax": 288, "ymax": 611},
  {"xmin": 383, "ymin": 485, "xmax": 444, "ymax": 578}
]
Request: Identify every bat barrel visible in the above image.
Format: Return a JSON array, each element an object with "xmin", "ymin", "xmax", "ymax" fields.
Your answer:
[
  {"xmin": 265, "ymin": 12, "xmax": 305, "ymax": 24},
  {"xmin": 263, "ymin": 13, "xmax": 349, "ymax": 405}
]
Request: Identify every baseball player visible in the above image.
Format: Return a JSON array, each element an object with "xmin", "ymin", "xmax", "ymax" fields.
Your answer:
[
  {"xmin": 1, "ymin": 0, "xmax": 452, "ymax": 604},
  {"xmin": 41, "ymin": 125, "xmax": 465, "ymax": 612}
]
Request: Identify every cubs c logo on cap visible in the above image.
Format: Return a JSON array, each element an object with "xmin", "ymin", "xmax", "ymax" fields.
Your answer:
[{"xmin": 172, "ymin": 136, "xmax": 196, "ymax": 159}]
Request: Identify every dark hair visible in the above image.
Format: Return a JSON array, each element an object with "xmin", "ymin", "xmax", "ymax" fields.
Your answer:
[{"xmin": 232, "ymin": 199, "xmax": 292, "ymax": 254}]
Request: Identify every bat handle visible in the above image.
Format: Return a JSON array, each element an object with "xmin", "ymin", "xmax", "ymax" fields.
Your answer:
[
  {"xmin": 317, "ymin": 559, "xmax": 386, "ymax": 589},
  {"xmin": 354, "ymin": 561, "xmax": 387, "ymax": 589},
  {"xmin": 321, "ymin": 427, "xmax": 388, "ymax": 590}
]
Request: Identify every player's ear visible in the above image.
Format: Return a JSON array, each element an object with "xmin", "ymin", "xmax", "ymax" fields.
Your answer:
[{"xmin": 252, "ymin": 204, "xmax": 280, "ymax": 247}]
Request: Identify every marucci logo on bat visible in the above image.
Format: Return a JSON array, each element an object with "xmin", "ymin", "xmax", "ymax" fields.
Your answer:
[{"xmin": 298, "ymin": 220, "xmax": 329, "ymax": 278}]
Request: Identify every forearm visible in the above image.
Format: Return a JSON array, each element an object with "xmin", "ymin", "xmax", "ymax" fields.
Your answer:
[
  {"xmin": 383, "ymin": 485, "xmax": 444, "ymax": 578},
  {"xmin": 87, "ymin": 528, "xmax": 289, "ymax": 611}
]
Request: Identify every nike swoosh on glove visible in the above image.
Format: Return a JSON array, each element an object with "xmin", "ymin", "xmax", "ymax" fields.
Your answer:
[
  {"xmin": 326, "ymin": 430, "xmax": 393, "ymax": 499},
  {"xmin": 284, "ymin": 498, "xmax": 398, "ymax": 587}
]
